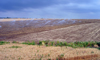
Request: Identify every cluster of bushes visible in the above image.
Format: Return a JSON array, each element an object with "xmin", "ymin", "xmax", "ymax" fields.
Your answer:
[
  {"xmin": 22, "ymin": 41, "xmax": 100, "ymax": 48},
  {"xmin": 22, "ymin": 41, "xmax": 35, "ymax": 45},
  {"xmin": 0, "ymin": 41, "xmax": 100, "ymax": 50},
  {"xmin": 0, "ymin": 41, "xmax": 10, "ymax": 45}
]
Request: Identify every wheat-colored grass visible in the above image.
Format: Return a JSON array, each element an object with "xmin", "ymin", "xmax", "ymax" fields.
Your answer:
[{"xmin": 0, "ymin": 43, "xmax": 100, "ymax": 60}]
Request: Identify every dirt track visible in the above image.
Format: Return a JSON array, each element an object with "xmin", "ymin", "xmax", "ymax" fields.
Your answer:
[{"xmin": 4, "ymin": 23, "xmax": 100, "ymax": 42}]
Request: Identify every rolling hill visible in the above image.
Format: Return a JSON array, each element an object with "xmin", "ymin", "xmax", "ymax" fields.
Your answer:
[{"xmin": 5, "ymin": 23, "xmax": 100, "ymax": 42}]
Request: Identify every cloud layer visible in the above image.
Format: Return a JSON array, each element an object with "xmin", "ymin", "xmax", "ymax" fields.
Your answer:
[{"xmin": 0, "ymin": 0, "xmax": 100, "ymax": 19}]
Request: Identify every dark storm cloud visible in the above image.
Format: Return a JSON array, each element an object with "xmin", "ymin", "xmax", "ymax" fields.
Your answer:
[
  {"xmin": 0, "ymin": 0, "xmax": 92, "ymax": 11},
  {"xmin": 0, "ymin": 0, "xmax": 59, "ymax": 11},
  {"xmin": 62, "ymin": 6, "xmax": 100, "ymax": 13},
  {"xmin": 0, "ymin": 0, "xmax": 100, "ymax": 19}
]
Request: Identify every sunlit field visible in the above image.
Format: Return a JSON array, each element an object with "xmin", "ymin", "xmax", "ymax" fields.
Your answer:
[{"xmin": 0, "ymin": 41, "xmax": 100, "ymax": 60}]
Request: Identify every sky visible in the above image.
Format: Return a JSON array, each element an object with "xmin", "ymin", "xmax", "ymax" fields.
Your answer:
[{"xmin": 0, "ymin": 0, "xmax": 100, "ymax": 19}]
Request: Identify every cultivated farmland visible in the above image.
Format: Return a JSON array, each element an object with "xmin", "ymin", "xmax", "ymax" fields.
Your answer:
[{"xmin": 0, "ymin": 18, "xmax": 100, "ymax": 60}]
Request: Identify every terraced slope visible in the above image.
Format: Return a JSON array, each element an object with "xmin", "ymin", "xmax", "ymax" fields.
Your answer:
[{"xmin": 5, "ymin": 23, "xmax": 100, "ymax": 42}]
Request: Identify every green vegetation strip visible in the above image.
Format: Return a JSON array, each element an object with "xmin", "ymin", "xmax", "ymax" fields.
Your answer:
[
  {"xmin": 0, "ymin": 41, "xmax": 10, "ymax": 45},
  {"xmin": 22, "ymin": 41, "xmax": 100, "ymax": 49},
  {"xmin": 22, "ymin": 41, "xmax": 35, "ymax": 45},
  {"xmin": 0, "ymin": 41, "xmax": 100, "ymax": 50}
]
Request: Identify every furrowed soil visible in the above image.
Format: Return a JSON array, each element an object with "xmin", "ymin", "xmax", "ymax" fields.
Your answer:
[
  {"xmin": 4, "ymin": 23, "xmax": 100, "ymax": 43},
  {"xmin": 1, "ymin": 19, "xmax": 100, "ymax": 42},
  {"xmin": 0, "ymin": 43, "xmax": 100, "ymax": 60},
  {"xmin": 0, "ymin": 19, "xmax": 100, "ymax": 41}
]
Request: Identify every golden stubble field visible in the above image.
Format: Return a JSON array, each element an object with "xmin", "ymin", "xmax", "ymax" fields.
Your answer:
[{"xmin": 0, "ymin": 43, "xmax": 100, "ymax": 60}]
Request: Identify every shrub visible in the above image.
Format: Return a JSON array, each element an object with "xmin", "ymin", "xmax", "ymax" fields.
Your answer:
[
  {"xmin": 22, "ymin": 41, "xmax": 35, "ymax": 45},
  {"xmin": 88, "ymin": 41, "xmax": 94, "ymax": 47},
  {"xmin": 38, "ymin": 41, "xmax": 47, "ymax": 46},
  {"xmin": 38, "ymin": 41, "xmax": 42, "ymax": 45},
  {"xmin": 42, "ymin": 40, "xmax": 50, "ymax": 46},
  {"xmin": 73, "ymin": 41, "xmax": 97, "ymax": 48},
  {"xmin": 55, "ymin": 41, "xmax": 65, "ymax": 46},
  {"xmin": 63, "ymin": 42, "xmax": 68, "ymax": 46},
  {"xmin": 12, "ymin": 41, "xmax": 17, "ymax": 43},
  {"xmin": 43, "ymin": 40, "xmax": 49, "ymax": 45},
  {"xmin": 49, "ymin": 41, "xmax": 55, "ymax": 46},
  {"xmin": 96, "ymin": 42, "xmax": 100, "ymax": 46},
  {"xmin": 67, "ymin": 43, "xmax": 72, "ymax": 47},
  {"xmin": 83, "ymin": 42, "xmax": 88, "ymax": 47},
  {"xmin": 55, "ymin": 41, "xmax": 60, "ymax": 46},
  {"xmin": 0, "ymin": 41, "xmax": 10, "ymax": 45}
]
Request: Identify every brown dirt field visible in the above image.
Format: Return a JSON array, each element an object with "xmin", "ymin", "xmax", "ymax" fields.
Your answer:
[
  {"xmin": 4, "ymin": 23, "xmax": 100, "ymax": 43},
  {"xmin": 0, "ymin": 24, "xmax": 81, "ymax": 40},
  {"xmin": 1, "ymin": 19, "xmax": 100, "ymax": 42},
  {"xmin": 0, "ymin": 43, "xmax": 100, "ymax": 60},
  {"xmin": 0, "ymin": 19, "xmax": 100, "ymax": 41}
]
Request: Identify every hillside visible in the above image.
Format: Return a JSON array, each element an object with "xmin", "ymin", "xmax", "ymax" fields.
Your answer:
[{"xmin": 5, "ymin": 23, "xmax": 100, "ymax": 42}]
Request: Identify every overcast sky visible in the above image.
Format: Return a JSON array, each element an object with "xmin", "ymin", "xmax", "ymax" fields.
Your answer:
[{"xmin": 0, "ymin": 0, "xmax": 100, "ymax": 19}]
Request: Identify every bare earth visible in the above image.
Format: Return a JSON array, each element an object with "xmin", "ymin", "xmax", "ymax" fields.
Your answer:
[
  {"xmin": 1, "ymin": 19, "xmax": 100, "ymax": 42},
  {"xmin": 5, "ymin": 23, "xmax": 100, "ymax": 43},
  {"xmin": 0, "ymin": 43, "xmax": 100, "ymax": 60}
]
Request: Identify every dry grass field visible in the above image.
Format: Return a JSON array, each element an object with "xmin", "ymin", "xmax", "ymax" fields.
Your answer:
[{"xmin": 0, "ymin": 43, "xmax": 100, "ymax": 60}]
